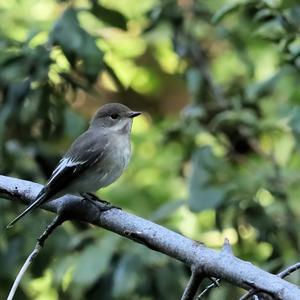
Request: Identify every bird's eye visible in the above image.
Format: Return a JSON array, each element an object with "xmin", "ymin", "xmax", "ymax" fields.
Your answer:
[{"xmin": 110, "ymin": 113, "xmax": 119, "ymax": 120}]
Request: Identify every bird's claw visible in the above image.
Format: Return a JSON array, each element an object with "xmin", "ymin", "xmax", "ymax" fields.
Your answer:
[{"xmin": 80, "ymin": 192, "xmax": 121, "ymax": 212}]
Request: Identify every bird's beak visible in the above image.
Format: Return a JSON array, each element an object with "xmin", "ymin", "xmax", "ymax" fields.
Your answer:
[{"xmin": 128, "ymin": 111, "xmax": 141, "ymax": 118}]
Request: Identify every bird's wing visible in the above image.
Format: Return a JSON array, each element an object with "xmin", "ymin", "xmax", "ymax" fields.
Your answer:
[
  {"xmin": 7, "ymin": 130, "xmax": 109, "ymax": 227},
  {"xmin": 7, "ymin": 130, "xmax": 109, "ymax": 228},
  {"xmin": 43, "ymin": 130, "xmax": 109, "ymax": 200}
]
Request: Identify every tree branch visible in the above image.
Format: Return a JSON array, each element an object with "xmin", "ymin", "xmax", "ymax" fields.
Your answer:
[
  {"xmin": 181, "ymin": 268, "xmax": 205, "ymax": 300},
  {"xmin": 1, "ymin": 175, "xmax": 300, "ymax": 299},
  {"xmin": 240, "ymin": 262, "xmax": 300, "ymax": 300}
]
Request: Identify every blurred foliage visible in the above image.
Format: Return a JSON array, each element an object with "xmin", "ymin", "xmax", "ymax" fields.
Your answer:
[{"xmin": 1, "ymin": 0, "xmax": 300, "ymax": 299}]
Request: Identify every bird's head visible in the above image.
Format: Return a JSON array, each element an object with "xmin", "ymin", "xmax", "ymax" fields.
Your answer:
[{"xmin": 90, "ymin": 103, "xmax": 141, "ymax": 133}]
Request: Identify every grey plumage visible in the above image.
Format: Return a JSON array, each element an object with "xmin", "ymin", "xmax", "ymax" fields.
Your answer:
[{"xmin": 7, "ymin": 103, "xmax": 140, "ymax": 228}]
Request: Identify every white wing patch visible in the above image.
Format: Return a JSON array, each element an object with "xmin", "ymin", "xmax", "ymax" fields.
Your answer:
[
  {"xmin": 47, "ymin": 141, "xmax": 110, "ymax": 186},
  {"xmin": 48, "ymin": 157, "xmax": 86, "ymax": 184}
]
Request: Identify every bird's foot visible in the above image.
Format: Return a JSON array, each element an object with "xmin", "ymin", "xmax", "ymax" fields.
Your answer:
[{"xmin": 80, "ymin": 192, "xmax": 121, "ymax": 212}]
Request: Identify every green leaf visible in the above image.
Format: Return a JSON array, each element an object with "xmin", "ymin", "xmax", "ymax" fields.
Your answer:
[
  {"xmin": 63, "ymin": 109, "xmax": 87, "ymax": 139},
  {"xmin": 52, "ymin": 255, "xmax": 76, "ymax": 286},
  {"xmin": 0, "ymin": 55, "xmax": 28, "ymax": 83},
  {"xmin": 0, "ymin": 46, "xmax": 51, "ymax": 84},
  {"xmin": 262, "ymin": 0, "xmax": 281, "ymax": 8},
  {"xmin": 254, "ymin": 8, "xmax": 274, "ymax": 21},
  {"xmin": 245, "ymin": 70, "xmax": 285, "ymax": 100},
  {"xmin": 188, "ymin": 147, "xmax": 226, "ymax": 212},
  {"xmin": 284, "ymin": 5, "xmax": 300, "ymax": 30},
  {"xmin": 112, "ymin": 254, "xmax": 141, "ymax": 297},
  {"xmin": 212, "ymin": 1, "xmax": 242, "ymax": 24},
  {"xmin": 0, "ymin": 80, "xmax": 30, "ymax": 159},
  {"xmin": 50, "ymin": 8, "xmax": 103, "ymax": 82},
  {"xmin": 154, "ymin": 264, "xmax": 186, "ymax": 299},
  {"xmin": 210, "ymin": 109, "xmax": 258, "ymax": 130},
  {"xmin": 71, "ymin": 235, "xmax": 119, "ymax": 288},
  {"xmin": 255, "ymin": 18, "xmax": 286, "ymax": 40},
  {"xmin": 91, "ymin": 3, "xmax": 127, "ymax": 30},
  {"xmin": 186, "ymin": 68, "xmax": 203, "ymax": 99},
  {"xmin": 290, "ymin": 106, "xmax": 300, "ymax": 136},
  {"xmin": 273, "ymin": 132, "xmax": 295, "ymax": 166}
]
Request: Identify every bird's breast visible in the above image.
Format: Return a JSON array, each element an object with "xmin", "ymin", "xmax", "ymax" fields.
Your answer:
[
  {"xmin": 110, "ymin": 134, "xmax": 131, "ymax": 168},
  {"xmin": 94, "ymin": 134, "xmax": 131, "ymax": 188}
]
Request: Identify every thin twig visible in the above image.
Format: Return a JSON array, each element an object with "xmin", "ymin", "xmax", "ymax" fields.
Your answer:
[
  {"xmin": 37, "ymin": 215, "xmax": 65, "ymax": 246},
  {"xmin": 6, "ymin": 244, "xmax": 41, "ymax": 300},
  {"xmin": 278, "ymin": 262, "xmax": 300, "ymax": 279},
  {"xmin": 6, "ymin": 215, "xmax": 65, "ymax": 300},
  {"xmin": 197, "ymin": 278, "xmax": 221, "ymax": 299},
  {"xmin": 241, "ymin": 280, "xmax": 277, "ymax": 300},
  {"xmin": 239, "ymin": 289, "xmax": 254, "ymax": 300},
  {"xmin": 181, "ymin": 268, "xmax": 205, "ymax": 300}
]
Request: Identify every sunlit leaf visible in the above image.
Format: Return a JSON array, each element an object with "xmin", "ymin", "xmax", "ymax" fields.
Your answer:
[
  {"xmin": 246, "ymin": 70, "xmax": 285, "ymax": 100},
  {"xmin": 212, "ymin": 1, "xmax": 242, "ymax": 24},
  {"xmin": 50, "ymin": 8, "xmax": 103, "ymax": 82}
]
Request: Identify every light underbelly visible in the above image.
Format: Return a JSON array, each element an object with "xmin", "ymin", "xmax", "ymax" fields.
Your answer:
[{"xmin": 68, "ymin": 138, "xmax": 131, "ymax": 193}]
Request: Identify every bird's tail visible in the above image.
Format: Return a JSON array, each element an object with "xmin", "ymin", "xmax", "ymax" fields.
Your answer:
[{"xmin": 6, "ymin": 191, "xmax": 47, "ymax": 228}]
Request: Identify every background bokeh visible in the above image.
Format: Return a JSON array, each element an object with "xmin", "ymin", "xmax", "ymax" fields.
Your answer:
[{"xmin": 1, "ymin": 0, "xmax": 300, "ymax": 299}]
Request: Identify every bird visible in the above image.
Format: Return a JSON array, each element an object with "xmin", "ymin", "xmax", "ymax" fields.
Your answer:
[{"xmin": 7, "ymin": 103, "xmax": 140, "ymax": 228}]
